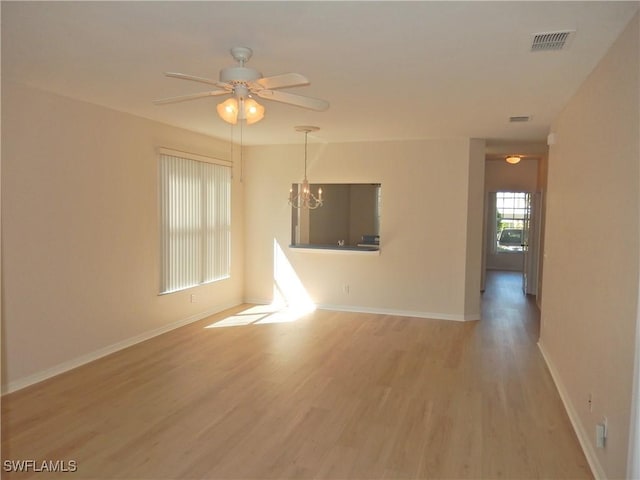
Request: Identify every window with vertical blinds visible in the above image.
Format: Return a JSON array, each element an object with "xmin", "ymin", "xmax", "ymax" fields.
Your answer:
[{"xmin": 159, "ymin": 150, "xmax": 231, "ymax": 294}]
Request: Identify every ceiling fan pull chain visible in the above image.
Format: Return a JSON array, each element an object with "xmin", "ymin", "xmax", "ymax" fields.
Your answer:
[
  {"xmin": 240, "ymin": 120, "xmax": 244, "ymax": 183},
  {"xmin": 229, "ymin": 122, "xmax": 234, "ymax": 179}
]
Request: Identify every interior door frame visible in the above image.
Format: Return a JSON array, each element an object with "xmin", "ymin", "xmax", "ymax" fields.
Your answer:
[
  {"xmin": 482, "ymin": 190, "xmax": 542, "ymax": 295},
  {"xmin": 522, "ymin": 192, "xmax": 542, "ymax": 295}
]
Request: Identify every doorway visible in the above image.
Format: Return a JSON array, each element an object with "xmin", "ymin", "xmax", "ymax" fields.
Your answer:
[{"xmin": 483, "ymin": 191, "xmax": 541, "ymax": 296}]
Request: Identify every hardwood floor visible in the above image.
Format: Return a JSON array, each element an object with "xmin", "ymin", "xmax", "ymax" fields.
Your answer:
[{"xmin": 1, "ymin": 271, "xmax": 591, "ymax": 479}]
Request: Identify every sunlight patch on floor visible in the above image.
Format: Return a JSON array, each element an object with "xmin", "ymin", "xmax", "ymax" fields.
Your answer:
[
  {"xmin": 204, "ymin": 303, "xmax": 314, "ymax": 329},
  {"xmin": 205, "ymin": 239, "xmax": 316, "ymax": 328},
  {"xmin": 206, "ymin": 240, "xmax": 315, "ymax": 329}
]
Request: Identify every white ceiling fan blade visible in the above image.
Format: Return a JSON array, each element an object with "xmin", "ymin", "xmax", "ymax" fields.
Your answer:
[
  {"xmin": 164, "ymin": 72, "xmax": 224, "ymax": 88},
  {"xmin": 256, "ymin": 90, "xmax": 329, "ymax": 111},
  {"xmin": 153, "ymin": 90, "xmax": 229, "ymax": 105},
  {"xmin": 256, "ymin": 73, "xmax": 310, "ymax": 90}
]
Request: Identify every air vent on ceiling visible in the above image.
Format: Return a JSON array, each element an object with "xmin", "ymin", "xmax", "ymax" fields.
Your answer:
[
  {"xmin": 531, "ymin": 30, "xmax": 575, "ymax": 51},
  {"xmin": 509, "ymin": 115, "xmax": 531, "ymax": 123}
]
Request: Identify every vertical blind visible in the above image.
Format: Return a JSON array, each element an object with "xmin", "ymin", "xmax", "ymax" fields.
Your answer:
[{"xmin": 159, "ymin": 151, "xmax": 231, "ymax": 294}]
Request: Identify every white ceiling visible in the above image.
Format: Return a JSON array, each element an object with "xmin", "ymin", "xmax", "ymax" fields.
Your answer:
[{"xmin": 2, "ymin": 1, "xmax": 638, "ymax": 146}]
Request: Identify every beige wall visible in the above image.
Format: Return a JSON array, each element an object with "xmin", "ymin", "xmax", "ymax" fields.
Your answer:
[
  {"xmin": 1, "ymin": 82, "xmax": 244, "ymax": 391},
  {"xmin": 243, "ymin": 138, "xmax": 485, "ymax": 320},
  {"xmin": 540, "ymin": 13, "xmax": 639, "ymax": 479},
  {"xmin": 536, "ymin": 154, "xmax": 549, "ymax": 307},
  {"xmin": 485, "ymin": 157, "xmax": 540, "ymax": 193}
]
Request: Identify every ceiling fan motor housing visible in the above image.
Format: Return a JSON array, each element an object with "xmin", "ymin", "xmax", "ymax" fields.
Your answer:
[{"xmin": 219, "ymin": 66, "xmax": 262, "ymax": 84}]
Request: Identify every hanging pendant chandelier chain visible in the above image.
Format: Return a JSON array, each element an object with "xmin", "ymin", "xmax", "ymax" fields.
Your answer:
[{"xmin": 304, "ymin": 130, "xmax": 309, "ymax": 180}]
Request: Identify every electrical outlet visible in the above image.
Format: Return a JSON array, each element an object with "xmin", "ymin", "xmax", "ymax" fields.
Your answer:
[
  {"xmin": 190, "ymin": 294, "xmax": 197, "ymax": 303},
  {"xmin": 596, "ymin": 417, "xmax": 607, "ymax": 448},
  {"xmin": 343, "ymin": 284, "xmax": 350, "ymax": 295}
]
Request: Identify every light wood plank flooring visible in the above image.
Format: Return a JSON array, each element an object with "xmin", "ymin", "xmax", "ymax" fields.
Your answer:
[{"xmin": 2, "ymin": 271, "xmax": 591, "ymax": 479}]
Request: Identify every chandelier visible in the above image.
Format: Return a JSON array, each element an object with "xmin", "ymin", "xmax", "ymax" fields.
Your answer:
[{"xmin": 289, "ymin": 126, "xmax": 323, "ymax": 210}]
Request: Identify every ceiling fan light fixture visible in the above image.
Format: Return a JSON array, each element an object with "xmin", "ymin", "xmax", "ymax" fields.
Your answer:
[
  {"xmin": 243, "ymin": 98, "xmax": 265, "ymax": 125},
  {"xmin": 217, "ymin": 98, "xmax": 239, "ymax": 124},
  {"xmin": 216, "ymin": 97, "xmax": 264, "ymax": 125},
  {"xmin": 506, "ymin": 155, "xmax": 521, "ymax": 165}
]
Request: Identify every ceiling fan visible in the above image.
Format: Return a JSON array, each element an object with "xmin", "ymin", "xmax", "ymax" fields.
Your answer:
[{"xmin": 154, "ymin": 46, "xmax": 329, "ymax": 125}]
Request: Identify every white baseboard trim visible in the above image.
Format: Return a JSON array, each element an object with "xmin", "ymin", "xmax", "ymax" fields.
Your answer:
[
  {"xmin": 316, "ymin": 303, "xmax": 477, "ymax": 322},
  {"xmin": 243, "ymin": 297, "xmax": 273, "ymax": 306},
  {"xmin": 538, "ymin": 341, "xmax": 605, "ymax": 480},
  {"xmin": 3, "ymin": 302, "xmax": 239, "ymax": 395},
  {"xmin": 242, "ymin": 298, "xmax": 479, "ymax": 322}
]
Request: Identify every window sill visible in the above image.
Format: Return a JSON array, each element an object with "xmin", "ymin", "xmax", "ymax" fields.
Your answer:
[{"xmin": 289, "ymin": 244, "xmax": 380, "ymax": 255}]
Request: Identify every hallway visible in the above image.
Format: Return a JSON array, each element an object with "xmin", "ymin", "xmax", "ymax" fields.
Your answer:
[
  {"xmin": 482, "ymin": 269, "xmax": 541, "ymax": 343},
  {"xmin": 470, "ymin": 270, "xmax": 592, "ymax": 478}
]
